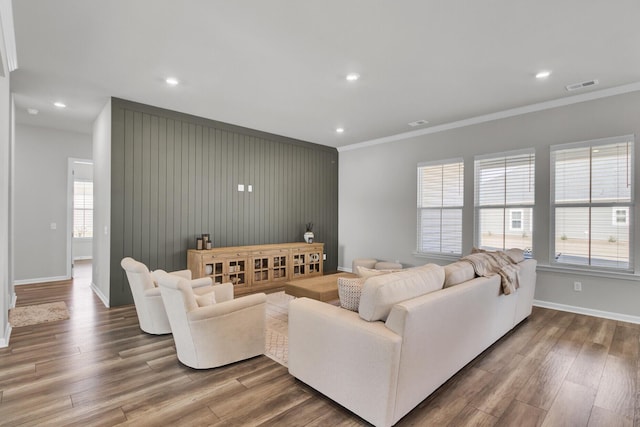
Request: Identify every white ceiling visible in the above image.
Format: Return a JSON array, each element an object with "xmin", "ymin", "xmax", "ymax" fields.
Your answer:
[{"xmin": 9, "ymin": 0, "xmax": 640, "ymax": 148}]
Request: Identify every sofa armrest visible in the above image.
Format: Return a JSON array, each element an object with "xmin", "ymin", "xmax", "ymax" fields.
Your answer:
[{"xmin": 288, "ymin": 298, "xmax": 402, "ymax": 427}]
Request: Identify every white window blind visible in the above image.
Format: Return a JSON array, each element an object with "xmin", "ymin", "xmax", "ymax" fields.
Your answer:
[
  {"xmin": 417, "ymin": 160, "xmax": 463, "ymax": 255},
  {"xmin": 474, "ymin": 150, "xmax": 535, "ymax": 253},
  {"xmin": 73, "ymin": 180, "xmax": 93, "ymax": 238},
  {"xmin": 552, "ymin": 136, "xmax": 634, "ymax": 270}
]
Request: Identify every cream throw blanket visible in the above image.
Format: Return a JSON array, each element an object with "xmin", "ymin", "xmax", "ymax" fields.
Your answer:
[{"xmin": 460, "ymin": 249, "xmax": 523, "ymax": 295}]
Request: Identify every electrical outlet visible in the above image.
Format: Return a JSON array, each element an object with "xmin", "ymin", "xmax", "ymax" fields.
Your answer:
[
  {"xmin": 574, "ymin": 281, "xmax": 582, "ymax": 292},
  {"xmin": 323, "ymin": 253, "xmax": 327, "ymax": 260}
]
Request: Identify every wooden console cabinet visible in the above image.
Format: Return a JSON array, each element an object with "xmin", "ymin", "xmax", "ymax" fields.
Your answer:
[{"xmin": 187, "ymin": 242, "xmax": 324, "ymax": 295}]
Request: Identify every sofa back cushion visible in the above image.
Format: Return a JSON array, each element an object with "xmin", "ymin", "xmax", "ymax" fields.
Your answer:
[
  {"xmin": 358, "ymin": 263, "xmax": 445, "ymax": 322},
  {"xmin": 443, "ymin": 261, "xmax": 475, "ymax": 288}
]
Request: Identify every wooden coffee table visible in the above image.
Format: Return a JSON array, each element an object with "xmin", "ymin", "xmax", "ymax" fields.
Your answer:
[{"xmin": 284, "ymin": 272, "xmax": 357, "ymax": 302}]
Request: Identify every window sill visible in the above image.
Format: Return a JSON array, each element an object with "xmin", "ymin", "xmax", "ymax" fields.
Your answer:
[
  {"xmin": 537, "ymin": 264, "xmax": 640, "ymax": 282},
  {"xmin": 412, "ymin": 252, "xmax": 460, "ymax": 263}
]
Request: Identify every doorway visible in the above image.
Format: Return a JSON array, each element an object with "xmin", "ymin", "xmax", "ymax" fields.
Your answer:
[{"xmin": 68, "ymin": 158, "xmax": 93, "ymax": 279}]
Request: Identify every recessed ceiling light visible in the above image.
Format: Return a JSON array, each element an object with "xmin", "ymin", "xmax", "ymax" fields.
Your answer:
[
  {"xmin": 165, "ymin": 77, "xmax": 179, "ymax": 86},
  {"xmin": 27, "ymin": 108, "xmax": 39, "ymax": 115},
  {"xmin": 346, "ymin": 73, "xmax": 360, "ymax": 82},
  {"xmin": 535, "ymin": 70, "xmax": 551, "ymax": 79},
  {"xmin": 336, "ymin": 127, "xmax": 344, "ymax": 133},
  {"xmin": 53, "ymin": 102, "xmax": 66, "ymax": 108},
  {"xmin": 408, "ymin": 119, "xmax": 429, "ymax": 127}
]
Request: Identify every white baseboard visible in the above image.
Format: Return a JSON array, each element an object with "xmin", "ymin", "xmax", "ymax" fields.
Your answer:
[
  {"xmin": 533, "ymin": 299, "xmax": 640, "ymax": 325},
  {"xmin": 337, "ymin": 266, "xmax": 353, "ymax": 273},
  {"xmin": 10, "ymin": 292, "xmax": 16, "ymax": 308},
  {"xmin": 0, "ymin": 323, "xmax": 12, "ymax": 348},
  {"xmin": 13, "ymin": 275, "xmax": 71, "ymax": 286},
  {"xmin": 91, "ymin": 283, "xmax": 109, "ymax": 308},
  {"xmin": 73, "ymin": 256, "xmax": 93, "ymax": 261}
]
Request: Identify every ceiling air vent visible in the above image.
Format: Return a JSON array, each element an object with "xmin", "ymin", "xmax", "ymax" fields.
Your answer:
[
  {"xmin": 565, "ymin": 79, "xmax": 599, "ymax": 91},
  {"xmin": 408, "ymin": 119, "xmax": 429, "ymax": 127}
]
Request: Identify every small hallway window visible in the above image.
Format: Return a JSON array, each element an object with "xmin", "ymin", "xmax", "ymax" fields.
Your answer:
[{"xmin": 74, "ymin": 180, "xmax": 93, "ymax": 238}]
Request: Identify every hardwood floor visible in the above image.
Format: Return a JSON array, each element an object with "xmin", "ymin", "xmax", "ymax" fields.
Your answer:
[{"xmin": 1, "ymin": 263, "xmax": 638, "ymax": 426}]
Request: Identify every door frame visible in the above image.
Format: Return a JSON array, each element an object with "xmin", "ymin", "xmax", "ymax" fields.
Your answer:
[{"xmin": 67, "ymin": 158, "xmax": 93, "ymax": 278}]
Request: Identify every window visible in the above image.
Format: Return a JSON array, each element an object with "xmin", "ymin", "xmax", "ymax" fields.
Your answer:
[
  {"xmin": 509, "ymin": 209, "xmax": 523, "ymax": 231},
  {"xmin": 612, "ymin": 207, "xmax": 629, "ymax": 226},
  {"xmin": 73, "ymin": 180, "xmax": 93, "ymax": 238},
  {"xmin": 417, "ymin": 159, "xmax": 464, "ymax": 255},
  {"xmin": 552, "ymin": 135, "xmax": 634, "ymax": 270},
  {"xmin": 474, "ymin": 149, "xmax": 535, "ymax": 252}
]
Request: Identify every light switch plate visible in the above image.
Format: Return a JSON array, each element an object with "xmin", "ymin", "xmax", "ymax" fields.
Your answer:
[{"xmin": 238, "ymin": 184, "xmax": 244, "ymax": 192}]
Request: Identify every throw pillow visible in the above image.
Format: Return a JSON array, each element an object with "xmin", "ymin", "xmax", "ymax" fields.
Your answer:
[
  {"xmin": 338, "ymin": 277, "xmax": 366, "ymax": 311},
  {"xmin": 505, "ymin": 248, "xmax": 525, "ymax": 263},
  {"xmin": 196, "ymin": 291, "xmax": 217, "ymax": 307}
]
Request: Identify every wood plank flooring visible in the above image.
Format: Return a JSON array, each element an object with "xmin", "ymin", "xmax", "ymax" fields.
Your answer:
[{"xmin": 1, "ymin": 262, "xmax": 638, "ymax": 426}]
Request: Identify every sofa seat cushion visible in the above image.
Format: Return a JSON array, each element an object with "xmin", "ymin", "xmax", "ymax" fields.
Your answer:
[
  {"xmin": 358, "ymin": 263, "xmax": 445, "ymax": 322},
  {"xmin": 338, "ymin": 277, "xmax": 366, "ymax": 311},
  {"xmin": 357, "ymin": 266, "xmax": 402, "ymax": 278},
  {"xmin": 352, "ymin": 258, "xmax": 378, "ymax": 275},
  {"xmin": 374, "ymin": 261, "xmax": 403, "ymax": 270},
  {"xmin": 444, "ymin": 261, "xmax": 475, "ymax": 288}
]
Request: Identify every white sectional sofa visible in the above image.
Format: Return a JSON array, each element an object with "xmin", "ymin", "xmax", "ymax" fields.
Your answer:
[{"xmin": 288, "ymin": 258, "xmax": 537, "ymax": 427}]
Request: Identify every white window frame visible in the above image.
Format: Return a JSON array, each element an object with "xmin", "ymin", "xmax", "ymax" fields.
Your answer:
[
  {"xmin": 416, "ymin": 158, "xmax": 464, "ymax": 256},
  {"xmin": 474, "ymin": 148, "xmax": 535, "ymax": 252},
  {"xmin": 550, "ymin": 135, "xmax": 634, "ymax": 272}
]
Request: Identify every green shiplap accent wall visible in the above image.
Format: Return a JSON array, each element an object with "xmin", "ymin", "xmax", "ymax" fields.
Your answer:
[{"xmin": 110, "ymin": 98, "xmax": 338, "ymax": 306}]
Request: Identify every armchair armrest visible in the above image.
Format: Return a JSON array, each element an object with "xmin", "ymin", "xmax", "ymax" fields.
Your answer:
[
  {"xmin": 143, "ymin": 286, "xmax": 161, "ymax": 297},
  {"xmin": 183, "ymin": 292, "xmax": 266, "ymax": 368},
  {"xmin": 187, "ymin": 293, "xmax": 266, "ymax": 321},
  {"xmin": 168, "ymin": 269, "xmax": 192, "ymax": 280},
  {"xmin": 188, "ymin": 277, "xmax": 213, "ymax": 289}
]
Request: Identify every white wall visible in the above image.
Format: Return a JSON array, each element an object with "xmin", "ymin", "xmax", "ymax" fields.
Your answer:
[
  {"xmin": 92, "ymin": 99, "xmax": 111, "ymax": 306},
  {"xmin": 0, "ymin": 11, "xmax": 11, "ymax": 346},
  {"xmin": 339, "ymin": 90, "xmax": 640, "ymax": 320},
  {"xmin": 13, "ymin": 124, "xmax": 92, "ymax": 283}
]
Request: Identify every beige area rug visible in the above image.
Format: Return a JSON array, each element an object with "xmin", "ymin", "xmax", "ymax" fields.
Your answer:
[
  {"xmin": 265, "ymin": 291, "xmax": 340, "ymax": 367},
  {"xmin": 9, "ymin": 301, "xmax": 70, "ymax": 327},
  {"xmin": 265, "ymin": 291, "xmax": 294, "ymax": 366}
]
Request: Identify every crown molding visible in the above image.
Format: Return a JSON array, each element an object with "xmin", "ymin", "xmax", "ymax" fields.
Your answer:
[
  {"xmin": 0, "ymin": 0, "xmax": 18, "ymax": 73},
  {"xmin": 338, "ymin": 81, "xmax": 640, "ymax": 153}
]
